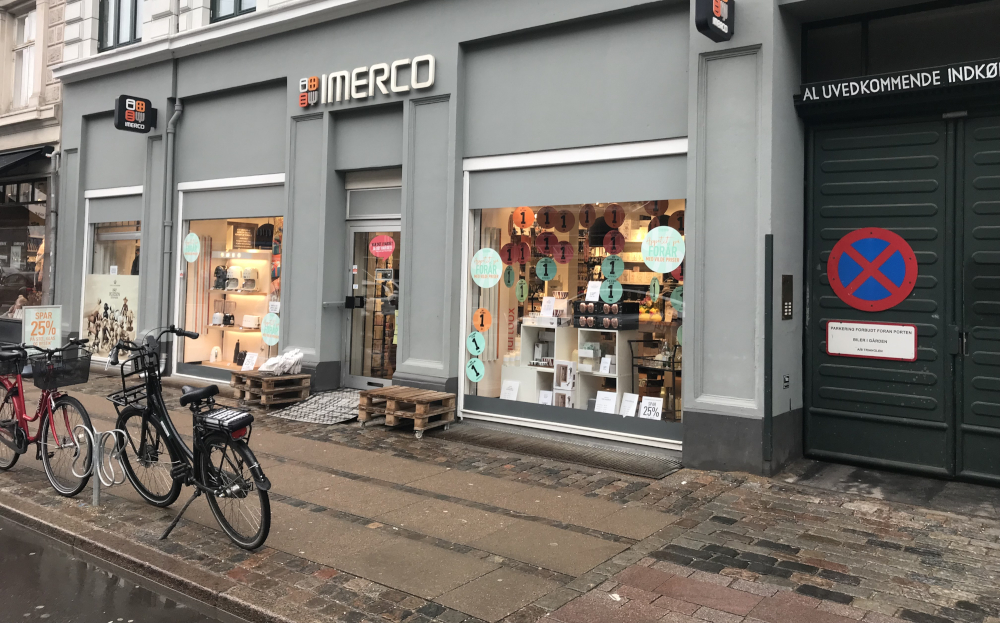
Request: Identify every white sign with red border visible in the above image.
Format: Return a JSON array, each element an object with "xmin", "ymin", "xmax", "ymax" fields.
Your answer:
[{"xmin": 826, "ymin": 321, "xmax": 917, "ymax": 362}]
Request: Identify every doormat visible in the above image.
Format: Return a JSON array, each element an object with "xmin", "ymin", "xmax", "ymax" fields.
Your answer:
[
  {"xmin": 428, "ymin": 422, "xmax": 682, "ymax": 479},
  {"xmin": 270, "ymin": 388, "xmax": 361, "ymax": 425}
]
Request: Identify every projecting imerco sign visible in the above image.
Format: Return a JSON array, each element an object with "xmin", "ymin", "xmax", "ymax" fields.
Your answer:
[
  {"xmin": 298, "ymin": 55, "xmax": 435, "ymax": 108},
  {"xmin": 114, "ymin": 95, "xmax": 157, "ymax": 133}
]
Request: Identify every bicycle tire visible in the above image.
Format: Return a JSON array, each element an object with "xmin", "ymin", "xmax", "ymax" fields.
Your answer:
[
  {"xmin": 117, "ymin": 406, "xmax": 182, "ymax": 507},
  {"xmin": 199, "ymin": 433, "xmax": 270, "ymax": 550},
  {"xmin": 40, "ymin": 395, "xmax": 93, "ymax": 497},
  {"xmin": 0, "ymin": 385, "xmax": 19, "ymax": 470}
]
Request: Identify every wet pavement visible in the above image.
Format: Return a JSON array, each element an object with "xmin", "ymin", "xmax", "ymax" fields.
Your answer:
[{"xmin": 0, "ymin": 516, "xmax": 217, "ymax": 623}]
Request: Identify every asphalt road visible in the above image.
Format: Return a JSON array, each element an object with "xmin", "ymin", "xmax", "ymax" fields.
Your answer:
[{"xmin": 0, "ymin": 516, "xmax": 218, "ymax": 623}]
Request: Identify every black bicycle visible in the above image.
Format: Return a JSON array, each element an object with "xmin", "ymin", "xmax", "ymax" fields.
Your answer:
[{"xmin": 107, "ymin": 326, "xmax": 271, "ymax": 550}]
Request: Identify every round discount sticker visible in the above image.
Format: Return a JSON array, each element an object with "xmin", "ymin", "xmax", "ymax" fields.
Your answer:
[
  {"xmin": 555, "ymin": 210, "xmax": 575, "ymax": 233},
  {"xmin": 670, "ymin": 285, "xmax": 684, "ymax": 315},
  {"xmin": 580, "ymin": 204, "xmax": 596, "ymax": 229},
  {"xmin": 466, "ymin": 331, "xmax": 485, "ymax": 356},
  {"xmin": 650, "ymin": 277, "xmax": 661, "ymax": 301},
  {"xmin": 515, "ymin": 242, "xmax": 531, "ymax": 264},
  {"xmin": 604, "ymin": 230, "xmax": 625, "ymax": 255},
  {"xmin": 369, "ymin": 235, "xmax": 396, "ymax": 259},
  {"xmin": 536, "ymin": 232, "xmax": 558, "ymax": 256},
  {"xmin": 512, "ymin": 206, "xmax": 535, "ymax": 230},
  {"xmin": 261, "ymin": 313, "xmax": 280, "ymax": 346},
  {"xmin": 604, "ymin": 203, "xmax": 625, "ymax": 229},
  {"xmin": 471, "ymin": 248, "xmax": 503, "ymax": 288},
  {"xmin": 466, "ymin": 357, "xmax": 485, "ymax": 383},
  {"xmin": 554, "ymin": 241, "xmax": 575, "ymax": 264},
  {"xmin": 500, "ymin": 243, "xmax": 516, "ymax": 266},
  {"xmin": 601, "ymin": 255, "xmax": 624, "ymax": 280},
  {"xmin": 472, "ymin": 308, "xmax": 492, "ymax": 332},
  {"xmin": 536, "ymin": 206, "xmax": 556, "ymax": 229},
  {"xmin": 642, "ymin": 226, "xmax": 685, "ymax": 273},
  {"xmin": 515, "ymin": 279, "xmax": 529, "ymax": 302},
  {"xmin": 535, "ymin": 257, "xmax": 557, "ymax": 281},
  {"xmin": 503, "ymin": 265, "xmax": 517, "ymax": 287},
  {"xmin": 645, "ymin": 201, "xmax": 666, "ymax": 217},
  {"xmin": 600, "ymin": 279, "xmax": 623, "ymax": 304},
  {"xmin": 183, "ymin": 233, "xmax": 201, "ymax": 263}
]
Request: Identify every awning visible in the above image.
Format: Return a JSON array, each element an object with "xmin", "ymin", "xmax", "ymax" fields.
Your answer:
[{"xmin": 0, "ymin": 147, "xmax": 52, "ymax": 176}]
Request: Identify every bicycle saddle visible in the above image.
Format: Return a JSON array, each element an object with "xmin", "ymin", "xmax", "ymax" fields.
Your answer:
[{"xmin": 179, "ymin": 384, "xmax": 219, "ymax": 407}]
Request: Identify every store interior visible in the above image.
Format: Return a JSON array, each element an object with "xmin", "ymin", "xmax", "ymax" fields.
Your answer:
[
  {"xmin": 181, "ymin": 217, "xmax": 282, "ymax": 374},
  {"xmin": 467, "ymin": 200, "xmax": 684, "ymax": 422}
]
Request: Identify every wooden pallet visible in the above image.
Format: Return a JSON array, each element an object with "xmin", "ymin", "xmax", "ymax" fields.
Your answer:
[
  {"xmin": 231, "ymin": 370, "xmax": 311, "ymax": 410},
  {"xmin": 358, "ymin": 386, "xmax": 456, "ymax": 437}
]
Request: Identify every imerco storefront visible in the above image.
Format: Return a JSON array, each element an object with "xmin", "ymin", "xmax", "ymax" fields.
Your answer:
[{"xmin": 51, "ymin": 0, "xmax": 1000, "ymax": 478}]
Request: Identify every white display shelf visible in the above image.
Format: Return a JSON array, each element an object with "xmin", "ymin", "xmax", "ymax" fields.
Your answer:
[
  {"xmin": 211, "ymin": 249, "xmax": 272, "ymax": 260},
  {"xmin": 210, "ymin": 289, "xmax": 267, "ymax": 295},
  {"xmin": 207, "ymin": 325, "xmax": 261, "ymax": 333}
]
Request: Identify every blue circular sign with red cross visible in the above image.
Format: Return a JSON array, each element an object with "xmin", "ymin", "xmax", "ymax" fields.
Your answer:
[{"xmin": 828, "ymin": 228, "xmax": 918, "ymax": 312}]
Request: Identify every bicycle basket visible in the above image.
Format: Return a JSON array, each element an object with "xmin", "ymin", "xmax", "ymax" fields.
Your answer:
[
  {"xmin": 0, "ymin": 352, "xmax": 25, "ymax": 377},
  {"xmin": 29, "ymin": 348, "xmax": 91, "ymax": 390}
]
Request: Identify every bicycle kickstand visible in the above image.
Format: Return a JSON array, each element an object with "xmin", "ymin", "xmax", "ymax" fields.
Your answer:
[{"xmin": 160, "ymin": 489, "xmax": 202, "ymax": 541}]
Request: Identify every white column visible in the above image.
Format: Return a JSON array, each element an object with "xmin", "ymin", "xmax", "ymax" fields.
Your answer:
[
  {"xmin": 62, "ymin": 0, "xmax": 98, "ymax": 61},
  {"xmin": 177, "ymin": 0, "xmax": 208, "ymax": 34}
]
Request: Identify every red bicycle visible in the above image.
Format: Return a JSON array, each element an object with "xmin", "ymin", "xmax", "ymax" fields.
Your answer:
[{"xmin": 0, "ymin": 339, "xmax": 95, "ymax": 497}]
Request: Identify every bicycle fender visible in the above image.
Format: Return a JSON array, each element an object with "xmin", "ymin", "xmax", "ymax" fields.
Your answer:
[{"xmin": 241, "ymin": 445, "xmax": 271, "ymax": 491}]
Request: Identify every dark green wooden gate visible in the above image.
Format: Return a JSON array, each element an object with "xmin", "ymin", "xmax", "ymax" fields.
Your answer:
[{"xmin": 807, "ymin": 115, "xmax": 1000, "ymax": 481}]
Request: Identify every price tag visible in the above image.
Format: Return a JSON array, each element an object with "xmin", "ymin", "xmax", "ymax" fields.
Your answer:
[
  {"xmin": 110, "ymin": 266, "xmax": 118, "ymax": 275},
  {"xmin": 540, "ymin": 297, "xmax": 555, "ymax": 318},
  {"xmin": 268, "ymin": 301, "xmax": 280, "ymax": 314},
  {"xmin": 472, "ymin": 308, "xmax": 492, "ymax": 332},
  {"xmin": 599, "ymin": 356, "xmax": 612, "ymax": 375},
  {"xmin": 639, "ymin": 396, "xmax": 663, "ymax": 420},
  {"xmin": 585, "ymin": 281, "xmax": 601, "ymax": 302},
  {"xmin": 500, "ymin": 380, "xmax": 519, "ymax": 400},
  {"xmin": 241, "ymin": 352, "xmax": 258, "ymax": 371},
  {"xmin": 619, "ymin": 393, "xmax": 639, "ymax": 417},
  {"xmin": 594, "ymin": 391, "xmax": 617, "ymax": 413}
]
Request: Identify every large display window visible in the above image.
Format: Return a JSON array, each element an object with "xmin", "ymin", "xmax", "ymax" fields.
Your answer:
[
  {"xmin": 82, "ymin": 221, "xmax": 140, "ymax": 358},
  {"xmin": 0, "ymin": 178, "xmax": 46, "ymax": 316},
  {"xmin": 463, "ymin": 201, "xmax": 685, "ymax": 442},
  {"xmin": 178, "ymin": 217, "xmax": 282, "ymax": 379}
]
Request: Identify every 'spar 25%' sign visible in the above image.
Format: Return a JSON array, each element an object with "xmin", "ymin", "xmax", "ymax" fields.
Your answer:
[
  {"xmin": 114, "ymin": 95, "xmax": 158, "ymax": 134},
  {"xmin": 23, "ymin": 306, "xmax": 61, "ymax": 351}
]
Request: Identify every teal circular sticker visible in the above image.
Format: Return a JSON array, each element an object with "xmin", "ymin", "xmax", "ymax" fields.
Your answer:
[
  {"xmin": 641, "ymin": 226, "xmax": 685, "ymax": 273},
  {"xmin": 471, "ymin": 248, "xmax": 503, "ymax": 288},
  {"xmin": 503, "ymin": 265, "xmax": 516, "ymax": 288},
  {"xmin": 466, "ymin": 331, "xmax": 485, "ymax": 356},
  {"xmin": 670, "ymin": 286, "xmax": 684, "ymax": 315},
  {"xmin": 466, "ymin": 357, "xmax": 485, "ymax": 383},
  {"xmin": 650, "ymin": 277, "xmax": 661, "ymax": 301},
  {"xmin": 676, "ymin": 325, "xmax": 683, "ymax": 346},
  {"xmin": 601, "ymin": 255, "xmax": 624, "ymax": 280},
  {"xmin": 182, "ymin": 232, "xmax": 201, "ymax": 263},
  {"xmin": 515, "ymin": 279, "xmax": 529, "ymax": 303},
  {"xmin": 261, "ymin": 312, "xmax": 280, "ymax": 346},
  {"xmin": 535, "ymin": 257, "xmax": 556, "ymax": 282},
  {"xmin": 600, "ymin": 279, "xmax": 623, "ymax": 304}
]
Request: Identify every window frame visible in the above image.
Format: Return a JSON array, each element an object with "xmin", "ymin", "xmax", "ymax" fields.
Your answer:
[
  {"xmin": 210, "ymin": 0, "xmax": 255, "ymax": 25},
  {"xmin": 98, "ymin": 0, "xmax": 141, "ymax": 52},
  {"xmin": 11, "ymin": 8, "xmax": 36, "ymax": 110}
]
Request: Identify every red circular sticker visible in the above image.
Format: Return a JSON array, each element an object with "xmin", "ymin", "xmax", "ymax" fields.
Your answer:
[
  {"xmin": 515, "ymin": 241, "xmax": 531, "ymax": 264},
  {"xmin": 555, "ymin": 210, "xmax": 575, "ymax": 233},
  {"xmin": 604, "ymin": 230, "xmax": 625, "ymax": 255},
  {"xmin": 643, "ymin": 201, "xmax": 662, "ymax": 216},
  {"xmin": 500, "ymin": 243, "xmax": 516, "ymax": 266},
  {"xmin": 671, "ymin": 263, "xmax": 683, "ymax": 282},
  {"xmin": 604, "ymin": 203, "xmax": 625, "ymax": 229},
  {"xmin": 668, "ymin": 209, "xmax": 685, "ymax": 233},
  {"xmin": 536, "ymin": 206, "xmax": 556, "ymax": 230},
  {"xmin": 512, "ymin": 206, "xmax": 535, "ymax": 230},
  {"xmin": 580, "ymin": 204, "xmax": 596, "ymax": 229},
  {"xmin": 554, "ymin": 241, "xmax": 575, "ymax": 264},
  {"xmin": 828, "ymin": 228, "xmax": 918, "ymax": 312},
  {"xmin": 369, "ymin": 235, "xmax": 396, "ymax": 259},
  {"xmin": 648, "ymin": 217, "xmax": 660, "ymax": 232},
  {"xmin": 535, "ymin": 232, "xmax": 558, "ymax": 256}
]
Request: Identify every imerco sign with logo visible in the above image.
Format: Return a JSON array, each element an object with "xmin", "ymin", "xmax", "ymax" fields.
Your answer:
[
  {"xmin": 298, "ymin": 55, "xmax": 435, "ymax": 108},
  {"xmin": 695, "ymin": 0, "xmax": 734, "ymax": 42},
  {"xmin": 799, "ymin": 57, "xmax": 1000, "ymax": 104},
  {"xmin": 114, "ymin": 95, "xmax": 157, "ymax": 133}
]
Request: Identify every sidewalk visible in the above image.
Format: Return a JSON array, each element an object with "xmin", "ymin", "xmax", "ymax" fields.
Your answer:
[{"xmin": 0, "ymin": 378, "xmax": 998, "ymax": 623}]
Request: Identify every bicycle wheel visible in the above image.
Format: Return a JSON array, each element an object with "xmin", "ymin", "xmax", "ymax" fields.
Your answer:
[
  {"xmin": 199, "ymin": 434, "xmax": 270, "ymax": 550},
  {"xmin": 0, "ymin": 386, "xmax": 19, "ymax": 470},
  {"xmin": 40, "ymin": 395, "xmax": 93, "ymax": 497},
  {"xmin": 117, "ymin": 406, "xmax": 182, "ymax": 507}
]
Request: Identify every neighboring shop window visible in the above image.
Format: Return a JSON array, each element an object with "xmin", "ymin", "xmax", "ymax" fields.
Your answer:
[
  {"xmin": 465, "ymin": 201, "xmax": 685, "ymax": 422},
  {"xmin": 12, "ymin": 9, "xmax": 35, "ymax": 109},
  {"xmin": 348, "ymin": 231, "xmax": 400, "ymax": 381},
  {"xmin": 211, "ymin": 0, "xmax": 255, "ymax": 23},
  {"xmin": 82, "ymin": 221, "xmax": 140, "ymax": 358},
  {"xmin": 180, "ymin": 217, "xmax": 282, "ymax": 374},
  {"xmin": 0, "ymin": 179, "xmax": 46, "ymax": 318},
  {"xmin": 99, "ymin": 0, "xmax": 142, "ymax": 50}
]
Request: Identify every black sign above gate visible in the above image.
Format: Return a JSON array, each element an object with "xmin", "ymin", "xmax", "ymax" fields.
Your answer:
[
  {"xmin": 695, "ymin": 0, "xmax": 734, "ymax": 43},
  {"xmin": 798, "ymin": 58, "xmax": 1000, "ymax": 105},
  {"xmin": 113, "ymin": 95, "xmax": 157, "ymax": 133}
]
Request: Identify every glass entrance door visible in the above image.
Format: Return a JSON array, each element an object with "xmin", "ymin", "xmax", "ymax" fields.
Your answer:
[{"xmin": 344, "ymin": 224, "xmax": 401, "ymax": 389}]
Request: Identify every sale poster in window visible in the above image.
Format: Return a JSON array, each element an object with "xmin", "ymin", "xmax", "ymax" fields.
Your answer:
[{"xmin": 82, "ymin": 274, "xmax": 139, "ymax": 357}]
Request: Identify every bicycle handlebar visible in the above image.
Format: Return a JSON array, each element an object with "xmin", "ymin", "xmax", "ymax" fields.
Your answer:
[{"xmin": 108, "ymin": 325, "xmax": 197, "ymax": 367}]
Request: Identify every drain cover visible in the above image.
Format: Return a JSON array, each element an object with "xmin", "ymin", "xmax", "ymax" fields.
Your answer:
[{"xmin": 429, "ymin": 424, "xmax": 681, "ymax": 479}]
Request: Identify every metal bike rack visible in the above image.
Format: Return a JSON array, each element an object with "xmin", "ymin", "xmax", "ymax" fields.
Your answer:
[{"xmin": 72, "ymin": 426, "xmax": 127, "ymax": 506}]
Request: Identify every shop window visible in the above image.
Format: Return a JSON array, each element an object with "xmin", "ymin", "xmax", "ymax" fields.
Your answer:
[
  {"xmin": 179, "ymin": 217, "xmax": 282, "ymax": 377},
  {"xmin": 12, "ymin": 9, "xmax": 35, "ymax": 109},
  {"xmin": 464, "ymin": 201, "xmax": 685, "ymax": 425},
  {"xmin": 98, "ymin": 0, "xmax": 142, "ymax": 51},
  {"xmin": 0, "ymin": 179, "xmax": 45, "ymax": 318},
  {"xmin": 211, "ymin": 0, "xmax": 255, "ymax": 24},
  {"xmin": 82, "ymin": 221, "xmax": 140, "ymax": 357}
]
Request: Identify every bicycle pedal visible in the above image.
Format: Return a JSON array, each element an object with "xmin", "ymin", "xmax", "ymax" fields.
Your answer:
[{"xmin": 169, "ymin": 465, "xmax": 189, "ymax": 480}]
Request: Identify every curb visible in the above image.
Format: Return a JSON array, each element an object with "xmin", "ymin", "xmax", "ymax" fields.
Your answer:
[{"xmin": 0, "ymin": 490, "xmax": 298, "ymax": 623}]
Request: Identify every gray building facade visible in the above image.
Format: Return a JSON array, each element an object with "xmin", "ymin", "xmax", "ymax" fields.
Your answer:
[{"xmin": 52, "ymin": 0, "xmax": 1000, "ymax": 479}]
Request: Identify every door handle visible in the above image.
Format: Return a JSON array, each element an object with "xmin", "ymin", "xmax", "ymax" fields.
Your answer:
[{"xmin": 344, "ymin": 296, "xmax": 365, "ymax": 309}]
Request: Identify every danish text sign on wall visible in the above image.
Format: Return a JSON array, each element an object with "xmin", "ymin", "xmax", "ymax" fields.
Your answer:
[
  {"xmin": 827, "ymin": 321, "xmax": 917, "ymax": 362},
  {"xmin": 695, "ymin": 0, "xmax": 734, "ymax": 42},
  {"xmin": 298, "ymin": 55, "xmax": 435, "ymax": 108},
  {"xmin": 114, "ymin": 95, "xmax": 157, "ymax": 133}
]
